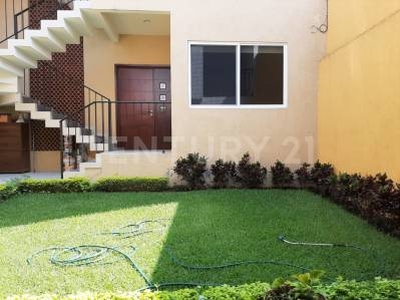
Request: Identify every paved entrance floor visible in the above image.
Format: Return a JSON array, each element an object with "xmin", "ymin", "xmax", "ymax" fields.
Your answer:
[{"xmin": 0, "ymin": 172, "xmax": 60, "ymax": 184}]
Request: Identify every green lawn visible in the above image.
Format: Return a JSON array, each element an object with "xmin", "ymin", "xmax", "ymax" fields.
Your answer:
[{"xmin": 0, "ymin": 190, "xmax": 399, "ymax": 297}]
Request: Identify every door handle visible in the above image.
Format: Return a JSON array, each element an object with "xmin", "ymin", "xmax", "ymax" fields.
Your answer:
[{"xmin": 148, "ymin": 109, "xmax": 154, "ymax": 117}]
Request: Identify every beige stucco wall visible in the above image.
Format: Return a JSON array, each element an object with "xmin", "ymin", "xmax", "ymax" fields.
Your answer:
[
  {"xmin": 85, "ymin": 0, "xmax": 326, "ymax": 177},
  {"xmin": 0, "ymin": 0, "xmax": 29, "ymax": 49},
  {"xmin": 31, "ymin": 151, "xmax": 60, "ymax": 172},
  {"xmin": 78, "ymin": 151, "xmax": 172, "ymax": 181}
]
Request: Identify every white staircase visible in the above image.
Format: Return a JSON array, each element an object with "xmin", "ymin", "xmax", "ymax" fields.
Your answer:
[
  {"xmin": 0, "ymin": 0, "xmax": 112, "ymax": 174},
  {"xmin": 0, "ymin": 1, "xmax": 93, "ymax": 95},
  {"xmin": 15, "ymin": 95, "xmax": 109, "ymax": 152}
]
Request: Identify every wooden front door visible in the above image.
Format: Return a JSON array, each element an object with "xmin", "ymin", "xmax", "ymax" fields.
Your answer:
[{"xmin": 116, "ymin": 66, "xmax": 171, "ymax": 150}]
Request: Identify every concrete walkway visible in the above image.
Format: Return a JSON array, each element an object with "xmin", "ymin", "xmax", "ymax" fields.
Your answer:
[{"xmin": 0, "ymin": 172, "xmax": 60, "ymax": 184}]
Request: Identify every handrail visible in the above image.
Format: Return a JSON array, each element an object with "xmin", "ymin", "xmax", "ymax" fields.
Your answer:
[
  {"xmin": 0, "ymin": 0, "xmax": 79, "ymax": 46},
  {"xmin": 59, "ymin": 101, "xmax": 172, "ymax": 178},
  {"xmin": 12, "ymin": 0, "xmax": 73, "ymax": 39},
  {"xmin": 41, "ymin": 61, "xmax": 111, "ymax": 102},
  {"xmin": 15, "ymin": 0, "xmax": 49, "ymax": 18},
  {"xmin": 59, "ymin": 100, "xmax": 107, "ymax": 123},
  {"xmin": 60, "ymin": 100, "xmax": 112, "ymax": 179},
  {"xmin": 60, "ymin": 100, "xmax": 171, "ymax": 122}
]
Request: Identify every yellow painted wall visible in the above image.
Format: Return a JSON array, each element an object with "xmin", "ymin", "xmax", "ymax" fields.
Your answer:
[
  {"xmin": 327, "ymin": 0, "xmax": 400, "ymax": 52},
  {"xmin": 319, "ymin": 2, "xmax": 400, "ymax": 179},
  {"xmin": 84, "ymin": 31, "xmax": 170, "ymax": 137},
  {"xmin": 84, "ymin": 31, "xmax": 170, "ymax": 101}
]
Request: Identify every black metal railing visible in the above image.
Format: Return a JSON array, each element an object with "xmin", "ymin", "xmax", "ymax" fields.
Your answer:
[
  {"xmin": 18, "ymin": 60, "xmax": 111, "ymax": 177},
  {"xmin": 60, "ymin": 101, "xmax": 172, "ymax": 178},
  {"xmin": 0, "ymin": 0, "xmax": 77, "ymax": 47},
  {"xmin": 33, "ymin": 61, "xmax": 111, "ymax": 120}
]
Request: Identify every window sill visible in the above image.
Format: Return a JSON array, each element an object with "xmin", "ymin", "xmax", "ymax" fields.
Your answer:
[{"xmin": 189, "ymin": 104, "xmax": 288, "ymax": 110}]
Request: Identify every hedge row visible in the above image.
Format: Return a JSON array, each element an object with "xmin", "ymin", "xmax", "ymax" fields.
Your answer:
[
  {"xmin": 1, "ymin": 158, "xmax": 399, "ymax": 237},
  {"xmin": 298, "ymin": 162, "xmax": 400, "ymax": 237},
  {"xmin": 0, "ymin": 184, "xmax": 15, "ymax": 202},
  {"xmin": 18, "ymin": 177, "xmax": 92, "ymax": 193},
  {"xmin": 174, "ymin": 153, "xmax": 400, "ymax": 237},
  {"xmin": 0, "ymin": 176, "xmax": 169, "ymax": 202},
  {"xmin": 7, "ymin": 277, "xmax": 400, "ymax": 299},
  {"xmin": 92, "ymin": 177, "xmax": 169, "ymax": 192}
]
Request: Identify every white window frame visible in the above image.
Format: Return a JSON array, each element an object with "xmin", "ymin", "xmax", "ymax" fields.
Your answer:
[{"xmin": 188, "ymin": 41, "xmax": 288, "ymax": 109}]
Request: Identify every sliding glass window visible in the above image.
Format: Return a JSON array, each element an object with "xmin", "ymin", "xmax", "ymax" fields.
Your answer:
[
  {"xmin": 191, "ymin": 45, "xmax": 236, "ymax": 105},
  {"xmin": 190, "ymin": 43, "xmax": 286, "ymax": 107}
]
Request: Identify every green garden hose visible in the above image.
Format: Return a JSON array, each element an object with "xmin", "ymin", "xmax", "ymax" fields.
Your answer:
[
  {"xmin": 27, "ymin": 245, "xmax": 152, "ymax": 286},
  {"xmin": 110, "ymin": 220, "xmax": 168, "ymax": 238},
  {"xmin": 278, "ymin": 235, "xmax": 367, "ymax": 250},
  {"xmin": 26, "ymin": 219, "xmax": 385, "ymax": 292},
  {"xmin": 164, "ymin": 246, "xmax": 311, "ymax": 272},
  {"xmin": 277, "ymin": 234, "xmax": 386, "ymax": 281}
]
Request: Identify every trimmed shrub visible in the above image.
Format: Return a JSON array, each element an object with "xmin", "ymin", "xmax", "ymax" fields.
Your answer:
[
  {"xmin": 210, "ymin": 159, "xmax": 236, "ymax": 188},
  {"xmin": 235, "ymin": 153, "xmax": 267, "ymax": 189},
  {"xmin": 323, "ymin": 278, "xmax": 400, "ymax": 300},
  {"xmin": 294, "ymin": 163, "xmax": 312, "ymax": 188},
  {"xmin": 310, "ymin": 161, "xmax": 335, "ymax": 196},
  {"xmin": 262, "ymin": 273, "xmax": 400, "ymax": 300},
  {"xmin": 7, "ymin": 283, "xmax": 270, "ymax": 300},
  {"xmin": 330, "ymin": 172, "xmax": 399, "ymax": 236},
  {"xmin": 173, "ymin": 153, "xmax": 207, "ymax": 189},
  {"xmin": 7, "ymin": 277, "xmax": 400, "ymax": 299},
  {"xmin": 270, "ymin": 160, "xmax": 294, "ymax": 188},
  {"xmin": 92, "ymin": 177, "xmax": 169, "ymax": 192},
  {"xmin": 0, "ymin": 184, "xmax": 17, "ymax": 202},
  {"xmin": 328, "ymin": 173, "xmax": 363, "ymax": 214},
  {"xmin": 17, "ymin": 177, "xmax": 91, "ymax": 194},
  {"xmin": 309, "ymin": 169, "xmax": 400, "ymax": 237}
]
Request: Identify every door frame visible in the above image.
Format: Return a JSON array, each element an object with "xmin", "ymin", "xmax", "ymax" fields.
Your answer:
[{"xmin": 114, "ymin": 64, "xmax": 171, "ymax": 150}]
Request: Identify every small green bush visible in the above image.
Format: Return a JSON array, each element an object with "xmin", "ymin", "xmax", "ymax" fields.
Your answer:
[
  {"xmin": 210, "ymin": 159, "xmax": 236, "ymax": 188},
  {"xmin": 325, "ymin": 172, "xmax": 400, "ymax": 237},
  {"xmin": 322, "ymin": 277, "xmax": 400, "ymax": 299},
  {"xmin": 294, "ymin": 162, "xmax": 312, "ymax": 188},
  {"xmin": 7, "ymin": 283, "xmax": 270, "ymax": 300},
  {"xmin": 173, "ymin": 153, "xmax": 207, "ymax": 189},
  {"xmin": 92, "ymin": 176, "xmax": 169, "ymax": 192},
  {"xmin": 0, "ymin": 183, "xmax": 17, "ymax": 202},
  {"xmin": 17, "ymin": 177, "xmax": 91, "ymax": 194},
  {"xmin": 7, "ymin": 278, "xmax": 400, "ymax": 299},
  {"xmin": 263, "ymin": 273, "xmax": 400, "ymax": 300},
  {"xmin": 270, "ymin": 160, "xmax": 294, "ymax": 188},
  {"xmin": 328, "ymin": 172, "xmax": 363, "ymax": 213},
  {"xmin": 310, "ymin": 160, "xmax": 335, "ymax": 196},
  {"xmin": 236, "ymin": 153, "xmax": 267, "ymax": 189}
]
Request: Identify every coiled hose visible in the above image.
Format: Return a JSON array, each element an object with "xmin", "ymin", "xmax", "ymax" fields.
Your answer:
[{"xmin": 27, "ymin": 220, "xmax": 385, "ymax": 291}]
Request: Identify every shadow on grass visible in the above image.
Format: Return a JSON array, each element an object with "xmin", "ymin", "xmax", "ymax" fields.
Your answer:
[
  {"xmin": 0, "ymin": 192, "xmax": 178, "ymax": 228},
  {"xmin": 150, "ymin": 189, "xmax": 400, "ymax": 285},
  {"xmin": 1, "ymin": 189, "xmax": 400, "ymax": 288}
]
